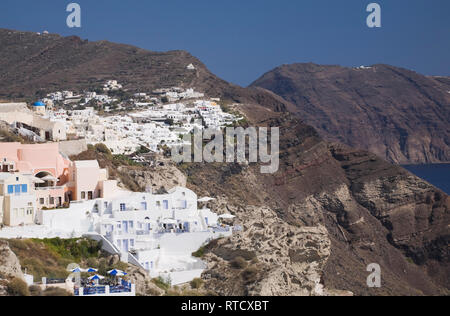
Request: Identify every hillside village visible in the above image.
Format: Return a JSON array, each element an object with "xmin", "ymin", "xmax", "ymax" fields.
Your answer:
[
  {"xmin": 4, "ymin": 82, "xmax": 242, "ymax": 156},
  {"xmin": 0, "ymin": 81, "xmax": 242, "ymax": 296}
]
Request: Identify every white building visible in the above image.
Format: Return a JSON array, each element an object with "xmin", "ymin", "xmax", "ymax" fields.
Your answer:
[{"xmin": 39, "ymin": 187, "xmax": 232, "ymax": 284}]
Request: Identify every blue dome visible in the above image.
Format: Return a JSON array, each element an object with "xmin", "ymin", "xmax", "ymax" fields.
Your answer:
[{"xmin": 33, "ymin": 101, "xmax": 45, "ymax": 107}]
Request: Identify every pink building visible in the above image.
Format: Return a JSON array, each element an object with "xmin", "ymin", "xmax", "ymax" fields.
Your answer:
[
  {"xmin": 1, "ymin": 142, "xmax": 71, "ymax": 208},
  {"xmin": 0, "ymin": 142, "xmax": 118, "ymax": 211},
  {"xmin": 67, "ymin": 160, "xmax": 118, "ymax": 201}
]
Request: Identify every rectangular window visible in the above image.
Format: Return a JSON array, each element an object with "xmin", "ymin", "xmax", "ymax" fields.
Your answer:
[
  {"xmin": 15, "ymin": 184, "xmax": 21, "ymax": 195},
  {"xmin": 40, "ymin": 198, "xmax": 45, "ymax": 205},
  {"xmin": 120, "ymin": 203, "xmax": 126, "ymax": 212},
  {"xmin": 49, "ymin": 197, "xmax": 55, "ymax": 205},
  {"xmin": 141, "ymin": 202, "xmax": 147, "ymax": 211},
  {"xmin": 130, "ymin": 239, "xmax": 135, "ymax": 247},
  {"xmin": 21, "ymin": 184, "xmax": 27, "ymax": 193},
  {"xmin": 81, "ymin": 192, "xmax": 86, "ymax": 199},
  {"xmin": 7, "ymin": 185, "xmax": 14, "ymax": 194},
  {"xmin": 163, "ymin": 200, "xmax": 169, "ymax": 210}
]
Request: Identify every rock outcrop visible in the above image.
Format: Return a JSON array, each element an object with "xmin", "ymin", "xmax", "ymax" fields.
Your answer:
[
  {"xmin": 126, "ymin": 265, "xmax": 165, "ymax": 296},
  {"xmin": 0, "ymin": 240, "xmax": 24, "ymax": 280},
  {"xmin": 201, "ymin": 200, "xmax": 337, "ymax": 296},
  {"xmin": 120, "ymin": 158, "xmax": 187, "ymax": 193},
  {"xmin": 0, "ymin": 240, "xmax": 24, "ymax": 295},
  {"xmin": 181, "ymin": 104, "xmax": 449, "ymax": 296}
]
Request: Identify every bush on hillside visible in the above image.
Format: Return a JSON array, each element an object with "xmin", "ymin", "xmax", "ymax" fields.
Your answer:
[
  {"xmin": 7, "ymin": 278, "xmax": 30, "ymax": 296},
  {"xmin": 190, "ymin": 278, "xmax": 204, "ymax": 289},
  {"xmin": 230, "ymin": 256, "xmax": 248, "ymax": 269}
]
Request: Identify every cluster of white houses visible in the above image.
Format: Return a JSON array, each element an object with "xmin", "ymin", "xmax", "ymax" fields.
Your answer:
[
  {"xmin": 43, "ymin": 100, "xmax": 239, "ymax": 155},
  {"xmin": 0, "ymin": 81, "xmax": 241, "ymax": 155}
]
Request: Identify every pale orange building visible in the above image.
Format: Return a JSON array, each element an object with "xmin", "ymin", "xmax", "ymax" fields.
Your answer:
[{"xmin": 0, "ymin": 142, "xmax": 118, "ymax": 214}]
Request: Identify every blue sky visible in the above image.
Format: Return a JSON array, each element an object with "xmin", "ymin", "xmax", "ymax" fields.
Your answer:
[{"xmin": 1, "ymin": 0, "xmax": 449, "ymax": 86}]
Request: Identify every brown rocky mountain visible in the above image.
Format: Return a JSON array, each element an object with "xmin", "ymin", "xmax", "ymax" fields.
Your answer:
[
  {"xmin": 0, "ymin": 28, "xmax": 286, "ymax": 111},
  {"xmin": 182, "ymin": 105, "xmax": 449, "ymax": 296},
  {"xmin": 250, "ymin": 63, "xmax": 450, "ymax": 164}
]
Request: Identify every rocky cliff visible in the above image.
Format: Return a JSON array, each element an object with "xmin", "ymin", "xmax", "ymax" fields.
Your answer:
[
  {"xmin": 251, "ymin": 63, "xmax": 450, "ymax": 164},
  {"xmin": 180, "ymin": 104, "xmax": 449, "ymax": 296}
]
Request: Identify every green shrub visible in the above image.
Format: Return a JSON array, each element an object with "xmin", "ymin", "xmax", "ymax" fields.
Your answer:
[
  {"xmin": 192, "ymin": 246, "xmax": 206, "ymax": 258},
  {"xmin": 146, "ymin": 287, "xmax": 162, "ymax": 296},
  {"xmin": 43, "ymin": 287, "xmax": 73, "ymax": 296},
  {"xmin": 190, "ymin": 278, "xmax": 204, "ymax": 289},
  {"xmin": 152, "ymin": 277, "xmax": 171, "ymax": 291},
  {"xmin": 29, "ymin": 285, "xmax": 43, "ymax": 296},
  {"xmin": 241, "ymin": 266, "xmax": 259, "ymax": 284},
  {"xmin": 94, "ymin": 143, "xmax": 112, "ymax": 156},
  {"xmin": 7, "ymin": 278, "xmax": 30, "ymax": 296},
  {"xmin": 230, "ymin": 256, "xmax": 248, "ymax": 269}
]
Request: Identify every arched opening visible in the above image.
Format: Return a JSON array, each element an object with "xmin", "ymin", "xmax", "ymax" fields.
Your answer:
[{"xmin": 35, "ymin": 171, "xmax": 57, "ymax": 188}]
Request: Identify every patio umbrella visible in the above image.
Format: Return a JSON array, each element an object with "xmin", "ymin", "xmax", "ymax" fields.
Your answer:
[
  {"xmin": 70, "ymin": 267, "xmax": 85, "ymax": 273},
  {"xmin": 86, "ymin": 268, "xmax": 98, "ymax": 273},
  {"xmin": 88, "ymin": 274, "xmax": 105, "ymax": 281},
  {"xmin": 219, "ymin": 214, "xmax": 236, "ymax": 219},
  {"xmin": 107, "ymin": 269, "xmax": 127, "ymax": 277}
]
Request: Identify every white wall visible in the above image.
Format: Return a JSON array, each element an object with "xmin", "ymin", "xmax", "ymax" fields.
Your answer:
[{"xmin": 39, "ymin": 201, "xmax": 96, "ymax": 233}]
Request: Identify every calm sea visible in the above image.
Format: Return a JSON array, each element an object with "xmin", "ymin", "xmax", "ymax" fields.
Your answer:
[{"xmin": 403, "ymin": 164, "xmax": 450, "ymax": 195}]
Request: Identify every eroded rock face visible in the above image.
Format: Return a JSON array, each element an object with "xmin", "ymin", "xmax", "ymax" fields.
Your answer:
[
  {"xmin": 200, "ymin": 199, "xmax": 343, "ymax": 296},
  {"xmin": 118, "ymin": 158, "xmax": 187, "ymax": 193},
  {"xmin": 0, "ymin": 240, "xmax": 24, "ymax": 280},
  {"xmin": 182, "ymin": 106, "xmax": 449, "ymax": 296},
  {"xmin": 126, "ymin": 265, "xmax": 164, "ymax": 297}
]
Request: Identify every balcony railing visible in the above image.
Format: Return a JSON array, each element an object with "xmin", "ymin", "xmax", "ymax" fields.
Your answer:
[{"xmin": 35, "ymin": 186, "xmax": 64, "ymax": 191}]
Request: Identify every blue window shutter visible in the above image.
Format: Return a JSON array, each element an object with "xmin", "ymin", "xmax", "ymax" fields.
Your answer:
[
  {"xmin": 21, "ymin": 184, "xmax": 27, "ymax": 193},
  {"xmin": 7, "ymin": 185, "xmax": 14, "ymax": 194},
  {"xmin": 15, "ymin": 184, "xmax": 21, "ymax": 194}
]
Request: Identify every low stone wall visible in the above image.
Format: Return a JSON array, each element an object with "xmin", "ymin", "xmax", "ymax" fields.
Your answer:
[{"xmin": 58, "ymin": 139, "xmax": 87, "ymax": 157}]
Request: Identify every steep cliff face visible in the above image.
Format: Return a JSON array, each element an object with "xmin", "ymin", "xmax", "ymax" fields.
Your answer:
[
  {"xmin": 181, "ymin": 104, "xmax": 449, "ymax": 296},
  {"xmin": 251, "ymin": 63, "xmax": 450, "ymax": 164}
]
